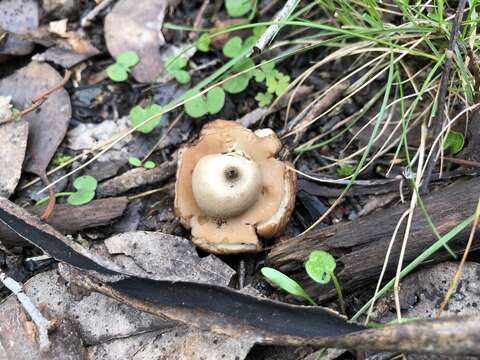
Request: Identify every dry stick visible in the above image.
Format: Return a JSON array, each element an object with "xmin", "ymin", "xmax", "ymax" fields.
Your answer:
[
  {"xmin": 81, "ymin": 0, "xmax": 116, "ymax": 27},
  {"xmin": 253, "ymin": 0, "xmax": 299, "ymax": 53},
  {"xmin": 189, "ymin": 0, "xmax": 209, "ymax": 40},
  {"xmin": 0, "ymin": 270, "xmax": 54, "ymax": 351},
  {"xmin": 38, "ymin": 173, "xmax": 56, "ymax": 221},
  {"xmin": 437, "ymin": 194, "xmax": 480, "ymax": 317},
  {"xmin": 420, "ymin": 0, "xmax": 468, "ymax": 194}
]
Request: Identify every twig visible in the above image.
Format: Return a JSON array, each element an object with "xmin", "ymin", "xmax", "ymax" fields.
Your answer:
[
  {"xmin": 189, "ymin": 0, "xmax": 209, "ymax": 40},
  {"xmin": 18, "ymin": 69, "xmax": 72, "ymax": 119},
  {"xmin": 38, "ymin": 173, "xmax": 56, "ymax": 221},
  {"xmin": 0, "ymin": 271, "xmax": 54, "ymax": 351},
  {"xmin": 81, "ymin": 0, "xmax": 116, "ymax": 27},
  {"xmin": 252, "ymin": 0, "xmax": 299, "ymax": 53},
  {"xmin": 420, "ymin": 0, "xmax": 468, "ymax": 194},
  {"xmin": 437, "ymin": 194, "xmax": 480, "ymax": 317}
]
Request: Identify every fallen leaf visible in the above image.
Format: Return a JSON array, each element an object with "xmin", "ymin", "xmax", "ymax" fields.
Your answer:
[
  {"xmin": 103, "ymin": 231, "xmax": 235, "ymax": 283},
  {"xmin": 104, "ymin": 0, "xmax": 168, "ymax": 83},
  {"xmin": 0, "ymin": 121, "xmax": 28, "ymax": 198},
  {"xmin": 0, "ymin": 270, "xmax": 171, "ymax": 345},
  {"xmin": 0, "ymin": 301, "xmax": 85, "ymax": 359},
  {"xmin": 0, "ymin": 62, "xmax": 71, "ymax": 176},
  {"xmin": 0, "ymin": 0, "xmax": 39, "ymax": 59}
]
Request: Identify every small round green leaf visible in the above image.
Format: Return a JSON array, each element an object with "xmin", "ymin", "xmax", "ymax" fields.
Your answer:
[
  {"xmin": 196, "ymin": 33, "xmax": 210, "ymax": 52},
  {"xmin": 225, "ymin": 0, "xmax": 252, "ymax": 17},
  {"xmin": 73, "ymin": 175, "xmax": 97, "ymax": 192},
  {"xmin": 174, "ymin": 70, "xmax": 191, "ymax": 84},
  {"xmin": 143, "ymin": 160, "xmax": 156, "ymax": 169},
  {"xmin": 206, "ymin": 87, "xmax": 225, "ymax": 114},
  {"xmin": 223, "ymin": 36, "xmax": 243, "ymax": 58},
  {"xmin": 255, "ymin": 92, "xmax": 273, "ymax": 107},
  {"xmin": 444, "ymin": 130, "xmax": 465, "ymax": 155},
  {"xmin": 116, "ymin": 51, "xmax": 140, "ymax": 67},
  {"xmin": 128, "ymin": 156, "xmax": 142, "ymax": 167},
  {"xmin": 305, "ymin": 250, "xmax": 336, "ymax": 285},
  {"xmin": 129, "ymin": 104, "xmax": 162, "ymax": 134},
  {"xmin": 184, "ymin": 94, "xmax": 208, "ymax": 118},
  {"xmin": 261, "ymin": 267, "xmax": 309, "ymax": 298},
  {"xmin": 106, "ymin": 64, "xmax": 128, "ymax": 82},
  {"xmin": 67, "ymin": 190, "xmax": 95, "ymax": 206}
]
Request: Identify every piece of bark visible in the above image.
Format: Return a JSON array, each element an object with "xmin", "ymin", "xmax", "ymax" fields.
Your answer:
[
  {"xmin": 0, "ymin": 197, "xmax": 128, "ymax": 247},
  {"xmin": 97, "ymin": 159, "xmax": 177, "ymax": 197},
  {"xmin": 268, "ymin": 177, "xmax": 480, "ymax": 301},
  {"xmin": 0, "ymin": 121, "xmax": 28, "ymax": 198}
]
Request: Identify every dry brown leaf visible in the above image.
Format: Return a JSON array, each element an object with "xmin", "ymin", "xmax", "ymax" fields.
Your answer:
[
  {"xmin": 0, "ymin": 121, "xmax": 28, "ymax": 198},
  {"xmin": 0, "ymin": 62, "xmax": 71, "ymax": 176},
  {"xmin": 0, "ymin": 0, "xmax": 39, "ymax": 59},
  {"xmin": 104, "ymin": 0, "xmax": 168, "ymax": 83}
]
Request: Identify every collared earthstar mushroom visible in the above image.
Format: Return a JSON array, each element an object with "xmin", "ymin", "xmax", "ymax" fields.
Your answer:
[{"xmin": 174, "ymin": 120, "xmax": 296, "ymax": 254}]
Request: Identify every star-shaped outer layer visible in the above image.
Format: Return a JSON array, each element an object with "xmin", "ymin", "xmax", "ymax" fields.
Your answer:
[{"xmin": 174, "ymin": 120, "xmax": 296, "ymax": 254}]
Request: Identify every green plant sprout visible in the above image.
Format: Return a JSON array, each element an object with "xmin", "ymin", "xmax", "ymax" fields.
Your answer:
[
  {"xmin": 184, "ymin": 87, "xmax": 225, "ymax": 118},
  {"xmin": 165, "ymin": 56, "xmax": 191, "ymax": 84},
  {"xmin": 261, "ymin": 250, "xmax": 345, "ymax": 314},
  {"xmin": 196, "ymin": 33, "xmax": 210, "ymax": 52},
  {"xmin": 35, "ymin": 175, "xmax": 98, "ymax": 207},
  {"xmin": 336, "ymin": 164, "xmax": 355, "ymax": 178},
  {"xmin": 225, "ymin": 0, "xmax": 253, "ymax": 17},
  {"xmin": 261, "ymin": 267, "xmax": 317, "ymax": 305},
  {"xmin": 129, "ymin": 104, "xmax": 163, "ymax": 134},
  {"xmin": 305, "ymin": 250, "xmax": 346, "ymax": 315},
  {"xmin": 52, "ymin": 153, "xmax": 72, "ymax": 167},
  {"xmin": 252, "ymin": 61, "xmax": 290, "ymax": 106},
  {"xmin": 106, "ymin": 51, "xmax": 139, "ymax": 82},
  {"xmin": 129, "ymin": 156, "xmax": 156, "ymax": 169},
  {"xmin": 443, "ymin": 130, "xmax": 465, "ymax": 155}
]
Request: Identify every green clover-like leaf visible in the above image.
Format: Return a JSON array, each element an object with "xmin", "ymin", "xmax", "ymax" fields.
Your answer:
[
  {"xmin": 143, "ymin": 160, "xmax": 156, "ymax": 169},
  {"xmin": 116, "ymin": 51, "xmax": 139, "ymax": 67},
  {"xmin": 67, "ymin": 175, "xmax": 98, "ymax": 206},
  {"xmin": 184, "ymin": 88, "xmax": 225, "ymax": 118},
  {"xmin": 173, "ymin": 69, "xmax": 191, "ymax": 84},
  {"xmin": 255, "ymin": 92, "xmax": 273, "ymax": 107},
  {"xmin": 206, "ymin": 87, "xmax": 225, "ymax": 114},
  {"xmin": 73, "ymin": 175, "xmax": 97, "ymax": 192},
  {"xmin": 444, "ymin": 130, "xmax": 465, "ymax": 155},
  {"xmin": 184, "ymin": 91, "xmax": 208, "ymax": 118},
  {"xmin": 128, "ymin": 156, "xmax": 143, "ymax": 167},
  {"xmin": 223, "ymin": 36, "xmax": 243, "ymax": 58},
  {"xmin": 129, "ymin": 104, "xmax": 163, "ymax": 134},
  {"xmin": 225, "ymin": 0, "xmax": 252, "ymax": 17},
  {"xmin": 67, "ymin": 190, "xmax": 95, "ymax": 206},
  {"xmin": 106, "ymin": 63, "xmax": 128, "ymax": 82},
  {"xmin": 305, "ymin": 250, "xmax": 337, "ymax": 285},
  {"xmin": 222, "ymin": 58, "xmax": 255, "ymax": 94},
  {"xmin": 253, "ymin": 26, "xmax": 267, "ymax": 38},
  {"xmin": 196, "ymin": 33, "xmax": 210, "ymax": 52},
  {"xmin": 166, "ymin": 56, "xmax": 188, "ymax": 72}
]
